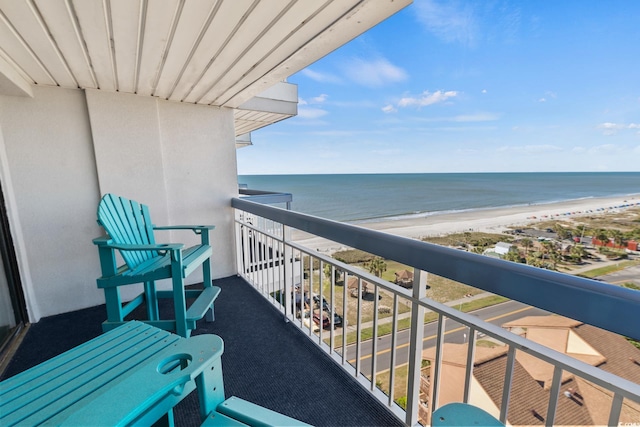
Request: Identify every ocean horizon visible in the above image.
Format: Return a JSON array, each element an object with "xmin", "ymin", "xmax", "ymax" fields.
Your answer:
[{"xmin": 238, "ymin": 172, "xmax": 640, "ymax": 223}]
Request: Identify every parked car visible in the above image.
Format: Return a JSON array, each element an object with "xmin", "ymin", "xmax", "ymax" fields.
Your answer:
[
  {"xmin": 312, "ymin": 295, "xmax": 329, "ymax": 311},
  {"xmin": 329, "ymin": 311, "xmax": 343, "ymax": 328},
  {"xmin": 312, "ymin": 310, "xmax": 331, "ymax": 329},
  {"xmin": 312, "ymin": 295, "xmax": 343, "ymax": 327}
]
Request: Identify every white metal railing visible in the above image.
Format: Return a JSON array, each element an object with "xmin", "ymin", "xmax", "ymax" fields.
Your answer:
[{"xmin": 232, "ymin": 198, "xmax": 640, "ymax": 426}]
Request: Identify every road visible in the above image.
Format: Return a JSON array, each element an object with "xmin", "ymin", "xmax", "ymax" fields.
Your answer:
[
  {"xmin": 600, "ymin": 263, "xmax": 640, "ymax": 286},
  {"xmin": 344, "ymin": 300, "xmax": 548, "ymax": 377}
]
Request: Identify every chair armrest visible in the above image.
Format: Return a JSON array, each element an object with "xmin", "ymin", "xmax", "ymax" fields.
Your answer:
[
  {"xmin": 154, "ymin": 225, "xmax": 215, "ymax": 234},
  {"xmin": 92, "ymin": 238, "xmax": 183, "ymax": 252},
  {"xmin": 153, "ymin": 225, "xmax": 215, "ymax": 246},
  {"xmin": 113, "ymin": 243, "xmax": 184, "ymax": 251},
  {"xmin": 92, "ymin": 236, "xmax": 112, "ymax": 246}
]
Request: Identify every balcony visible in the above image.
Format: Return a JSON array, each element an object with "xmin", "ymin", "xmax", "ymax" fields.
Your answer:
[
  {"xmin": 230, "ymin": 196, "xmax": 640, "ymax": 426},
  {"xmin": 3, "ymin": 195, "xmax": 639, "ymax": 426}
]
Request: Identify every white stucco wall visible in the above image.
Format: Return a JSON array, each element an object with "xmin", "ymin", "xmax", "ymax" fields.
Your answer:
[
  {"xmin": 0, "ymin": 86, "xmax": 239, "ymax": 321},
  {"xmin": 0, "ymin": 86, "xmax": 102, "ymax": 321}
]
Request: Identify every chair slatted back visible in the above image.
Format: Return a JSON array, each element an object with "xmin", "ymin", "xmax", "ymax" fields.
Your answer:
[{"xmin": 97, "ymin": 194, "xmax": 158, "ymax": 269}]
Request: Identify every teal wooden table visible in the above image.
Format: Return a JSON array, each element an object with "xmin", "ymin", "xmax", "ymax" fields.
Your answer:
[{"xmin": 0, "ymin": 321, "xmax": 309, "ymax": 426}]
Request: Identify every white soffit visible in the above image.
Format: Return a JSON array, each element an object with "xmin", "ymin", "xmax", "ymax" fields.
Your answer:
[
  {"xmin": 0, "ymin": 0, "xmax": 411, "ymax": 128},
  {"xmin": 0, "ymin": 0, "xmax": 411, "ymax": 103}
]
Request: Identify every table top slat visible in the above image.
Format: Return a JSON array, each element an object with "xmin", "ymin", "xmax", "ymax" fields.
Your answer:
[{"xmin": 0, "ymin": 322, "xmax": 190, "ymax": 426}]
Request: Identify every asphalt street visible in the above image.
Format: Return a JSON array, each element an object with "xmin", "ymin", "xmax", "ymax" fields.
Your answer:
[{"xmin": 344, "ymin": 299, "xmax": 548, "ymax": 377}]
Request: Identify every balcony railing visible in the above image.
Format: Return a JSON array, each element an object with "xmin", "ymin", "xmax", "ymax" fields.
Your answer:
[{"xmin": 231, "ymin": 197, "xmax": 640, "ymax": 426}]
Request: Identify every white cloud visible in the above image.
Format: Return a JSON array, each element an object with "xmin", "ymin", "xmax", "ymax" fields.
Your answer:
[
  {"xmin": 397, "ymin": 90, "xmax": 458, "ymax": 108},
  {"xmin": 382, "ymin": 105, "xmax": 397, "ymax": 113},
  {"xmin": 297, "ymin": 108, "xmax": 328, "ymax": 120},
  {"xmin": 342, "ymin": 58, "xmax": 407, "ymax": 87},
  {"xmin": 299, "ymin": 68, "xmax": 341, "ymax": 84},
  {"xmin": 481, "ymin": 89, "xmax": 487, "ymax": 94},
  {"xmin": 497, "ymin": 144, "xmax": 563, "ymax": 154},
  {"xmin": 588, "ymin": 144, "xmax": 621, "ymax": 154},
  {"xmin": 311, "ymin": 94, "xmax": 328, "ymax": 103},
  {"xmin": 414, "ymin": 0, "xmax": 478, "ymax": 46},
  {"xmin": 451, "ymin": 112, "xmax": 500, "ymax": 122},
  {"xmin": 596, "ymin": 122, "xmax": 640, "ymax": 135}
]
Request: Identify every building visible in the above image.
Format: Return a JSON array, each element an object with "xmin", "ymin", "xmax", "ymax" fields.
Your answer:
[
  {"xmin": 1, "ymin": 1, "xmax": 639, "ymax": 425},
  {"xmin": 394, "ymin": 269, "xmax": 414, "ymax": 288},
  {"xmin": 421, "ymin": 316, "xmax": 640, "ymax": 426}
]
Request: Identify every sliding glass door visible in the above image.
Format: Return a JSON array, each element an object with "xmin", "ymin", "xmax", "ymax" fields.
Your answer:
[{"xmin": 0, "ymin": 184, "xmax": 26, "ymax": 354}]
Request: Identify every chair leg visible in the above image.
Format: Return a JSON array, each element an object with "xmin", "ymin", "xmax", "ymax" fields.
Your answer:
[
  {"xmin": 104, "ymin": 287, "xmax": 124, "ymax": 323},
  {"xmin": 170, "ymin": 250, "xmax": 189, "ymax": 338},
  {"xmin": 206, "ymin": 306, "xmax": 215, "ymax": 322},
  {"xmin": 144, "ymin": 281, "xmax": 159, "ymax": 321},
  {"xmin": 203, "ymin": 257, "xmax": 214, "ymax": 322},
  {"xmin": 203, "ymin": 258, "xmax": 212, "ymax": 288}
]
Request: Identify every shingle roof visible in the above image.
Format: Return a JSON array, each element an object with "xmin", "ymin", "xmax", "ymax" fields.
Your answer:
[
  {"xmin": 394, "ymin": 269, "xmax": 413, "ymax": 280},
  {"xmin": 474, "ymin": 354, "xmax": 594, "ymax": 426},
  {"xmin": 573, "ymin": 323, "xmax": 640, "ymax": 384}
]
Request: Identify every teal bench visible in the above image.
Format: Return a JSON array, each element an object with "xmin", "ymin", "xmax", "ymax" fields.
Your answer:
[
  {"xmin": 0, "ymin": 321, "xmax": 311, "ymax": 426},
  {"xmin": 94, "ymin": 193, "xmax": 220, "ymax": 337}
]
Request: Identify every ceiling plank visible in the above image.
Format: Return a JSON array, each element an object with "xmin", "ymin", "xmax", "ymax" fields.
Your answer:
[
  {"xmin": 202, "ymin": 0, "xmax": 328, "ymax": 106},
  {"xmin": 182, "ymin": 0, "xmax": 291, "ymax": 105},
  {"xmin": 136, "ymin": 0, "xmax": 180, "ymax": 96},
  {"xmin": 152, "ymin": 0, "xmax": 219, "ymax": 99},
  {"xmin": 168, "ymin": 0, "xmax": 252, "ymax": 102},
  {"xmin": 34, "ymin": 0, "xmax": 97, "ymax": 89},
  {"xmin": 0, "ymin": 18, "xmax": 51, "ymax": 85},
  {"xmin": 0, "ymin": 3, "xmax": 55, "ymax": 85},
  {"xmin": 0, "ymin": 0, "xmax": 77, "ymax": 87},
  {"xmin": 110, "ymin": 0, "xmax": 142, "ymax": 93},
  {"xmin": 71, "ymin": 0, "xmax": 117, "ymax": 91}
]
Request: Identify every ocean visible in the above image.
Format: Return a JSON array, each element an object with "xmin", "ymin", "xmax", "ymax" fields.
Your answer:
[{"xmin": 238, "ymin": 172, "xmax": 640, "ymax": 223}]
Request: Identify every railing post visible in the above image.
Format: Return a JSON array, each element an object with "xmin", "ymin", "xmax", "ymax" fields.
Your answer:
[
  {"xmin": 234, "ymin": 210, "xmax": 244, "ymax": 276},
  {"xmin": 282, "ymin": 224, "xmax": 293, "ymax": 321},
  {"xmin": 406, "ymin": 268, "xmax": 427, "ymax": 426}
]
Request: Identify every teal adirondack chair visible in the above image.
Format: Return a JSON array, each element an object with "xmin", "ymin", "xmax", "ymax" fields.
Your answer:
[
  {"xmin": 93, "ymin": 194, "xmax": 220, "ymax": 337},
  {"xmin": 432, "ymin": 403, "xmax": 503, "ymax": 426}
]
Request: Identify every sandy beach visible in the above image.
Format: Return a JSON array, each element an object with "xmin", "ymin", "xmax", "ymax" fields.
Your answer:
[{"xmin": 292, "ymin": 194, "xmax": 640, "ymax": 254}]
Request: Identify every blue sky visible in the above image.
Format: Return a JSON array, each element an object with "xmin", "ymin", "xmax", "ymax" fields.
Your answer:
[{"xmin": 237, "ymin": 1, "xmax": 640, "ymax": 175}]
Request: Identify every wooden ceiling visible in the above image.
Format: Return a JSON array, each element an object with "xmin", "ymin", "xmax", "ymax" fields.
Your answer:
[{"xmin": 0, "ymin": 0, "xmax": 410, "ymax": 134}]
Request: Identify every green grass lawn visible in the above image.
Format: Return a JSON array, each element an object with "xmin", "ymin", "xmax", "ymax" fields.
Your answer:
[{"xmin": 577, "ymin": 259, "xmax": 640, "ymax": 278}]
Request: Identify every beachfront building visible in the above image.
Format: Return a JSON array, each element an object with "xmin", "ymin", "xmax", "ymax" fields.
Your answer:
[{"xmin": 1, "ymin": 1, "xmax": 639, "ymax": 426}]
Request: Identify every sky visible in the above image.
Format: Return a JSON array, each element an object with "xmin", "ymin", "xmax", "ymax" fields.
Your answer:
[{"xmin": 237, "ymin": 1, "xmax": 640, "ymax": 175}]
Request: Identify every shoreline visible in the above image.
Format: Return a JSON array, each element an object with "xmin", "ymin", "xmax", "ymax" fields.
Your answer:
[{"xmin": 291, "ymin": 194, "xmax": 640, "ymax": 254}]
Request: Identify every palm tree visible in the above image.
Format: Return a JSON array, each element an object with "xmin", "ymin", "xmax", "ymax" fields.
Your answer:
[
  {"xmin": 574, "ymin": 224, "xmax": 587, "ymax": 241},
  {"xmin": 571, "ymin": 244, "xmax": 587, "ymax": 261},
  {"xmin": 595, "ymin": 229, "xmax": 609, "ymax": 246},
  {"xmin": 366, "ymin": 257, "xmax": 387, "ymax": 278},
  {"xmin": 609, "ymin": 229, "xmax": 625, "ymax": 248},
  {"xmin": 554, "ymin": 223, "xmax": 571, "ymax": 240},
  {"xmin": 521, "ymin": 238, "xmax": 533, "ymax": 257}
]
